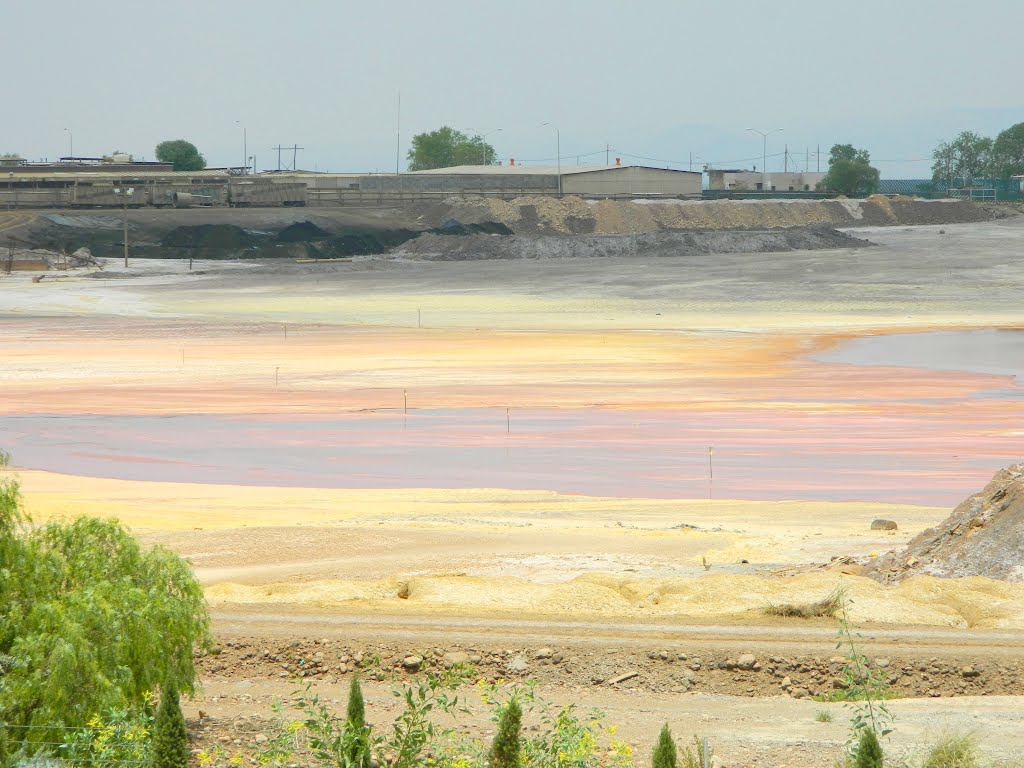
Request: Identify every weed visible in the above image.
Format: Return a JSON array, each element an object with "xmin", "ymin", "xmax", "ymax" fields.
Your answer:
[
  {"xmin": 922, "ymin": 731, "xmax": 981, "ymax": 768},
  {"xmin": 816, "ymin": 710, "xmax": 834, "ymax": 723},
  {"xmin": 766, "ymin": 585, "xmax": 846, "ymax": 619}
]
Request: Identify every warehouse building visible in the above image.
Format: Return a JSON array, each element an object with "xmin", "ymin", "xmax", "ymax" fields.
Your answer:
[
  {"xmin": 393, "ymin": 163, "xmax": 702, "ymax": 197},
  {"xmin": 706, "ymin": 168, "xmax": 826, "ymax": 192}
]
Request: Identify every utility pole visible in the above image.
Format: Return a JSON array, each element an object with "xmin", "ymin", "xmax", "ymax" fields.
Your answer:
[
  {"xmin": 747, "ymin": 128, "xmax": 782, "ymax": 191},
  {"xmin": 817, "ymin": 144, "xmax": 820, "ymax": 173},
  {"xmin": 542, "ymin": 122, "xmax": 561, "ymax": 195},
  {"xmin": 396, "ymin": 90, "xmax": 401, "ymax": 174},
  {"xmin": 784, "ymin": 144, "xmax": 788, "ymax": 172},
  {"xmin": 606, "ymin": 143, "xmax": 609, "ymax": 165}
]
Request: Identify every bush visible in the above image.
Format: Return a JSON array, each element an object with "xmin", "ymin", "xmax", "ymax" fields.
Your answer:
[
  {"xmin": 652, "ymin": 724, "xmax": 677, "ymax": 768},
  {"xmin": 488, "ymin": 698, "xmax": 522, "ymax": 768},
  {"xmin": 152, "ymin": 679, "xmax": 189, "ymax": 768},
  {"xmin": 853, "ymin": 728, "xmax": 883, "ymax": 768},
  {"xmin": 922, "ymin": 732, "xmax": 981, "ymax": 768}
]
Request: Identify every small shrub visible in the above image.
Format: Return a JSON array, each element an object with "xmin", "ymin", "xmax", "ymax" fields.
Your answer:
[
  {"xmin": 345, "ymin": 675, "xmax": 372, "ymax": 768},
  {"xmin": 766, "ymin": 585, "xmax": 846, "ymax": 619},
  {"xmin": 922, "ymin": 731, "xmax": 981, "ymax": 768},
  {"xmin": 680, "ymin": 736, "xmax": 712, "ymax": 768},
  {"xmin": 816, "ymin": 709, "xmax": 834, "ymax": 723},
  {"xmin": 152, "ymin": 679, "xmax": 189, "ymax": 768},
  {"xmin": 488, "ymin": 698, "xmax": 522, "ymax": 768},
  {"xmin": 853, "ymin": 728, "xmax": 883, "ymax": 768},
  {"xmin": 652, "ymin": 724, "xmax": 677, "ymax": 768}
]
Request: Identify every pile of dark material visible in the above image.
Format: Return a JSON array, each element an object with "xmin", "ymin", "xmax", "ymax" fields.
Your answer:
[{"xmin": 864, "ymin": 464, "xmax": 1024, "ymax": 583}]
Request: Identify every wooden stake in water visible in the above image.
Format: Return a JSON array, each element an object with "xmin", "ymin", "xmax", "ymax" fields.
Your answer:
[
  {"xmin": 506, "ymin": 407, "xmax": 510, "ymax": 434},
  {"xmin": 403, "ymin": 389, "xmax": 407, "ymax": 414},
  {"xmin": 417, "ymin": 309, "xmax": 421, "ymax": 329},
  {"xmin": 283, "ymin": 324, "xmax": 287, "ymax": 339},
  {"xmin": 707, "ymin": 446, "xmax": 714, "ymax": 500}
]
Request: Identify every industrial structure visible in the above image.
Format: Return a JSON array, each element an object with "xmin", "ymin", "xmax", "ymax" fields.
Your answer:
[{"xmin": 706, "ymin": 169, "xmax": 826, "ymax": 192}]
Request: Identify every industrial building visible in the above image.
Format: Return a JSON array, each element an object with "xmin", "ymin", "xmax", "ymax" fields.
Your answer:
[
  {"xmin": 706, "ymin": 169, "xmax": 825, "ymax": 192},
  {"xmin": 400, "ymin": 163, "xmax": 702, "ymax": 197}
]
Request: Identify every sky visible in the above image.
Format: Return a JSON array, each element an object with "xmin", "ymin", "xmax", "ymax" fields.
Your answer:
[{"xmin": 5, "ymin": 0, "xmax": 1022, "ymax": 178}]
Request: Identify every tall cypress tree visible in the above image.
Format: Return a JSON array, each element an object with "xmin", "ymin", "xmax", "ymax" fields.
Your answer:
[
  {"xmin": 488, "ymin": 698, "xmax": 522, "ymax": 768},
  {"xmin": 152, "ymin": 679, "xmax": 189, "ymax": 768},
  {"xmin": 345, "ymin": 675, "xmax": 371, "ymax": 768},
  {"xmin": 652, "ymin": 723, "xmax": 678, "ymax": 768}
]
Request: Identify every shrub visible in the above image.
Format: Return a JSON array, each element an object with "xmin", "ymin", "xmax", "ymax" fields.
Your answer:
[
  {"xmin": 652, "ymin": 724, "xmax": 677, "ymax": 768},
  {"xmin": 853, "ymin": 728, "xmax": 883, "ymax": 768},
  {"xmin": 922, "ymin": 731, "xmax": 981, "ymax": 768},
  {"xmin": 488, "ymin": 698, "xmax": 522, "ymax": 768},
  {"xmin": 152, "ymin": 679, "xmax": 189, "ymax": 768}
]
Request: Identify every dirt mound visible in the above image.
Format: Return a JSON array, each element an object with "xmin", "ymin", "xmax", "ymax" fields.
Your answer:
[
  {"xmin": 276, "ymin": 220, "xmax": 330, "ymax": 242},
  {"xmin": 391, "ymin": 225, "xmax": 872, "ymax": 261},
  {"xmin": 429, "ymin": 196, "xmax": 994, "ymax": 236},
  {"xmin": 161, "ymin": 224, "xmax": 257, "ymax": 250},
  {"xmin": 864, "ymin": 464, "xmax": 1024, "ymax": 583}
]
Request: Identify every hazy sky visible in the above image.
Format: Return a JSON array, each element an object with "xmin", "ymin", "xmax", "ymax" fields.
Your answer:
[{"xmin": 6, "ymin": 0, "xmax": 1022, "ymax": 177}]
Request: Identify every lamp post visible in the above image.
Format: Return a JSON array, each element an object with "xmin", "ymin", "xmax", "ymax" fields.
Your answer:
[
  {"xmin": 746, "ymin": 128, "xmax": 782, "ymax": 191},
  {"xmin": 236, "ymin": 120, "xmax": 247, "ymax": 173},
  {"xmin": 467, "ymin": 127, "xmax": 503, "ymax": 165},
  {"xmin": 249, "ymin": 155, "xmax": 255, "ymax": 175},
  {"xmin": 542, "ymin": 122, "xmax": 561, "ymax": 195},
  {"xmin": 64, "ymin": 128, "xmax": 73, "ymax": 161},
  {"xmin": 113, "ymin": 185, "xmax": 133, "ymax": 268}
]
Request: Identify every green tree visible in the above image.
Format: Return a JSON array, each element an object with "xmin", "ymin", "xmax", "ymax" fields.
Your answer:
[
  {"xmin": 344, "ymin": 675, "xmax": 372, "ymax": 768},
  {"xmin": 651, "ymin": 723, "xmax": 678, "ymax": 768},
  {"xmin": 991, "ymin": 122, "xmax": 1024, "ymax": 179},
  {"xmin": 820, "ymin": 144, "xmax": 880, "ymax": 196},
  {"xmin": 155, "ymin": 139, "xmax": 206, "ymax": 171},
  {"xmin": 853, "ymin": 728, "xmax": 884, "ymax": 768},
  {"xmin": 406, "ymin": 126, "xmax": 497, "ymax": 171},
  {"xmin": 488, "ymin": 697, "xmax": 522, "ymax": 768},
  {"xmin": 152, "ymin": 679, "xmax": 189, "ymax": 768},
  {"xmin": 0, "ymin": 470, "xmax": 210, "ymax": 761},
  {"xmin": 931, "ymin": 131, "xmax": 993, "ymax": 186}
]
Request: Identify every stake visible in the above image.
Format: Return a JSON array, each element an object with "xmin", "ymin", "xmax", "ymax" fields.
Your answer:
[
  {"xmin": 506, "ymin": 407, "xmax": 510, "ymax": 434},
  {"xmin": 283, "ymin": 324, "xmax": 288, "ymax": 339},
  {"xmin": 707, "ymin": 446, "xmax": 714, "ymax": 500},
  {"xmin": 417, "ymin": 309, "xmax": 421, "ymax": 328},
  {"xmin": 403, "ymin": 389, "xmax": 407, "ymax": 414}
]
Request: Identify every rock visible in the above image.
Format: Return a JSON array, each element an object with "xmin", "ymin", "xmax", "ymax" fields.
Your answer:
[
  {"xmin": 254, "ymin": 734, "xmax": 269, "ymax": 745},
  {"xmin": 781, "ymin": 676, "xmax": 792, "ymax": 689},
  {"xmin": 875, "ymin": 658, "xmax": 891, "ymax": 668},
  {"xmin": 507, "ymin": 655, "xmax": 529, "ymax": 673},
  {"xmin": 961, "ymin": 666, "xmax": 980, "ymax": 678},
  {"xmin": 442, "ymin": 651, "xmax": 471, "ymax": 668},
  {"xmin": 791, "ymin": 687, "xmax": 810, "ymax": 699},
  {"xmin": 402, "ymin": 655, "xmax": 423, "ymax": 671},
  {"xmin": 535, "ymin": 647, "xmax": 553, "ymax": 660},
  {"xmin": 737, "ymin": 653, "xmax": 757, "ymax": 670},
  {"xmin": 871, "ymin": 519, "xmax": 898, "ymax": 531}
]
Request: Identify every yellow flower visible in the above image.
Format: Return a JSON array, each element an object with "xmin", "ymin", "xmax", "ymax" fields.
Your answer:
[{"xmin": 196, "ymin": 750, "xmax": 212, "ymax": 766}]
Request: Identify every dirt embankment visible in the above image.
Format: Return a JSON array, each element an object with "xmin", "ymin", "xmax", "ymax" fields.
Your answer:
[
  {"xmin": 200, "ymin": 636, "xmax": 1023, "ymax": 700},
  {"xmin": 865, "ymin": 464, "xmax": 1024, "ymax": 584},
  {"xmin": 392, "ymin": 225, "xmax": 871, "ymax": 260},
  {"xmin": 426, "ymin": 195, "xmax": 993, "ymax": 235}
]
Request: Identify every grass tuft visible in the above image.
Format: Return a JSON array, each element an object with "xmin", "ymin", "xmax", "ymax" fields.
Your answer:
[
  {"xmin": 922, "ymin": 731, "xmax": 982, "ymax": 768},
  {"xmin": 766, "ymin": 585, "xmax": 847, "ymax": 619}
]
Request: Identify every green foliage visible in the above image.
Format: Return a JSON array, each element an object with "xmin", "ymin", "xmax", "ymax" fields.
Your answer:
[
  {"xmin": 991, "ymin": 123, "xmax": 1024, "ymax": 180},
  {"xmin": 345, "ymin": 676, "xmax": 372, "ymax": 768},
  {"xmin": 387, "ymin": 663, "xmax": 467, "ymax": 768},
  {"xmin": 152, "ymin": 679, "xmax": 189, "ymax": 768},
  {"xmin": 931, "ymin": 131, "xmax": 993, "ymax": 186},
  {"xmin": 488, "ymin": 698, "xmax": 522, "ymax": 768},
  {"xmin": 0, "ymin": 448, "xmax": 10, "ymax": 467},
  {"xmin": 0, "ymin": 473, "xmax": 210, "ymax": 760},
  {"xmin": 922, "ymin": 731, "xmax": 981, "ymax": 768},
  {"xmin": 853, "ymin": 728, "xmax": 883, "ymax": 768},
  {"xmin": 832, "ymin": 590, "xmax": 894, "ymax": 760},
  {"xmin": 61, "ymin": 703, "xmax": 154, "ymax": 768},
  {"xmin": 406, "ymin": 126, "xmax": 497, "ymax": 171},
  {"xmin": 678, "ymin": 736, "xmax": 712, "ymax": 768},
  {"xmin": 821, "ymin": 144, "xmax": 880, "ymax": 196},
  {"xmin": 651, "ymin": 724, "xmax": 677, "ymax": 768},
  {"xmin": 816, "ymin": 709, "xmax": 834, "ymax": 723},
  {"xmin": 155, "ymin": 139, "xmax": 206, "ymax": 171}
]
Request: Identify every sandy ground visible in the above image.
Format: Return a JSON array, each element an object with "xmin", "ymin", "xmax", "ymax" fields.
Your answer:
[{"xmin": 4, "ymin": 215, "xmax": 1024, "ymax": 763}]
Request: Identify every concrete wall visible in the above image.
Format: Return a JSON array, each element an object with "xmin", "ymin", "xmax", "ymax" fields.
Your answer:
[
  {"xmin": 562, "ymin": 166, "xmax": 700, "ymax": 196},
  {"xmin": 358, "ymin": 173, "xmax": 558, "ymax": 194},
  {"xmin": 708, "ymin": 170, "xmax": 825, "ymax": 192}
]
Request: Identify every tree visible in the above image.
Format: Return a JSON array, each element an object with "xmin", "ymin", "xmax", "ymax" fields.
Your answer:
[
  {"xmin": 155, "ymin": 140, "xmax": 206, "ymax": 171},
  {"xmin": 651, "ymin": 723, "xmax": 678, "ymax": 768},
  {"xmin": 821, "ymin": 144, "xmax": 879, "ymax": 196},
  {"xmin": 152, "ymin": 678, "xmax": 189, "ymax": 768},
  {"xmin": 853, "ymin": 727, "xmax": 884, "ymax": 768},
  {"xmin": 931, "ymin": 131, "xmax": 993, "ymax": 186},
  {"xmin": 344, "ymin": 675, "xmax": 372, "ymax": 768},
  {"xmin": 406, "ymin": 126, "xmax": 497, "ymax": 171},
  {"xmin": 487, "ymin": 698, "xmax": 522, "ymax": 768},
  {"xmin": 0, "ymin": 470, "xmax": 210, "ymax": 760},
  {"xmin": 991, "ymin": 122, "xmax": 1024, "ymax": 179}
]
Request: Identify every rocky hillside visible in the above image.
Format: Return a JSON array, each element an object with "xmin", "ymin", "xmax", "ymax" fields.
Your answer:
[{"xmin": 864, "ymin": 464, "xmax": 1024, "ymax": 583}]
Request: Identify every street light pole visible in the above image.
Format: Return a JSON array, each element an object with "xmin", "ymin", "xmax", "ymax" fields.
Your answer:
[
  {"xmin": 542, "ymin": 122, "xmax": 561, "ymax": 195},
  {"xmin": 236, "ymin": 121, "xmax": 247, "ymax": 173},
  {"xmin": 64, "ymin": 128, "xmax": 73, "ymax": 160},
  {"xmin": 746, "ymin": 128, "xmax": 782, "ymax": 192},
  {"xmin": 114, "ymin": 185, "xmax": 133, "ymax": 268},
  {"xmin": 466, "ymin": 128, "xmax": 503, "ymax": 165}
]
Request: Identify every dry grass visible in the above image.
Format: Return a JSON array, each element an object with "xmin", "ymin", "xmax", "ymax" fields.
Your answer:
[
  {"xmin": 922, "ymin": 731, "xmax": 982, "ymax": 768},
  {"xmin": 765, "ymin": 586, "xmax": 846, "ymax": 619}
]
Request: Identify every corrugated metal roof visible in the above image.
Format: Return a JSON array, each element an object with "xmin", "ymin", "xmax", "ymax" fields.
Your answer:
[{"xmin": 406, "ymin": 164, "xmax": 700, "ymax": 176}]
